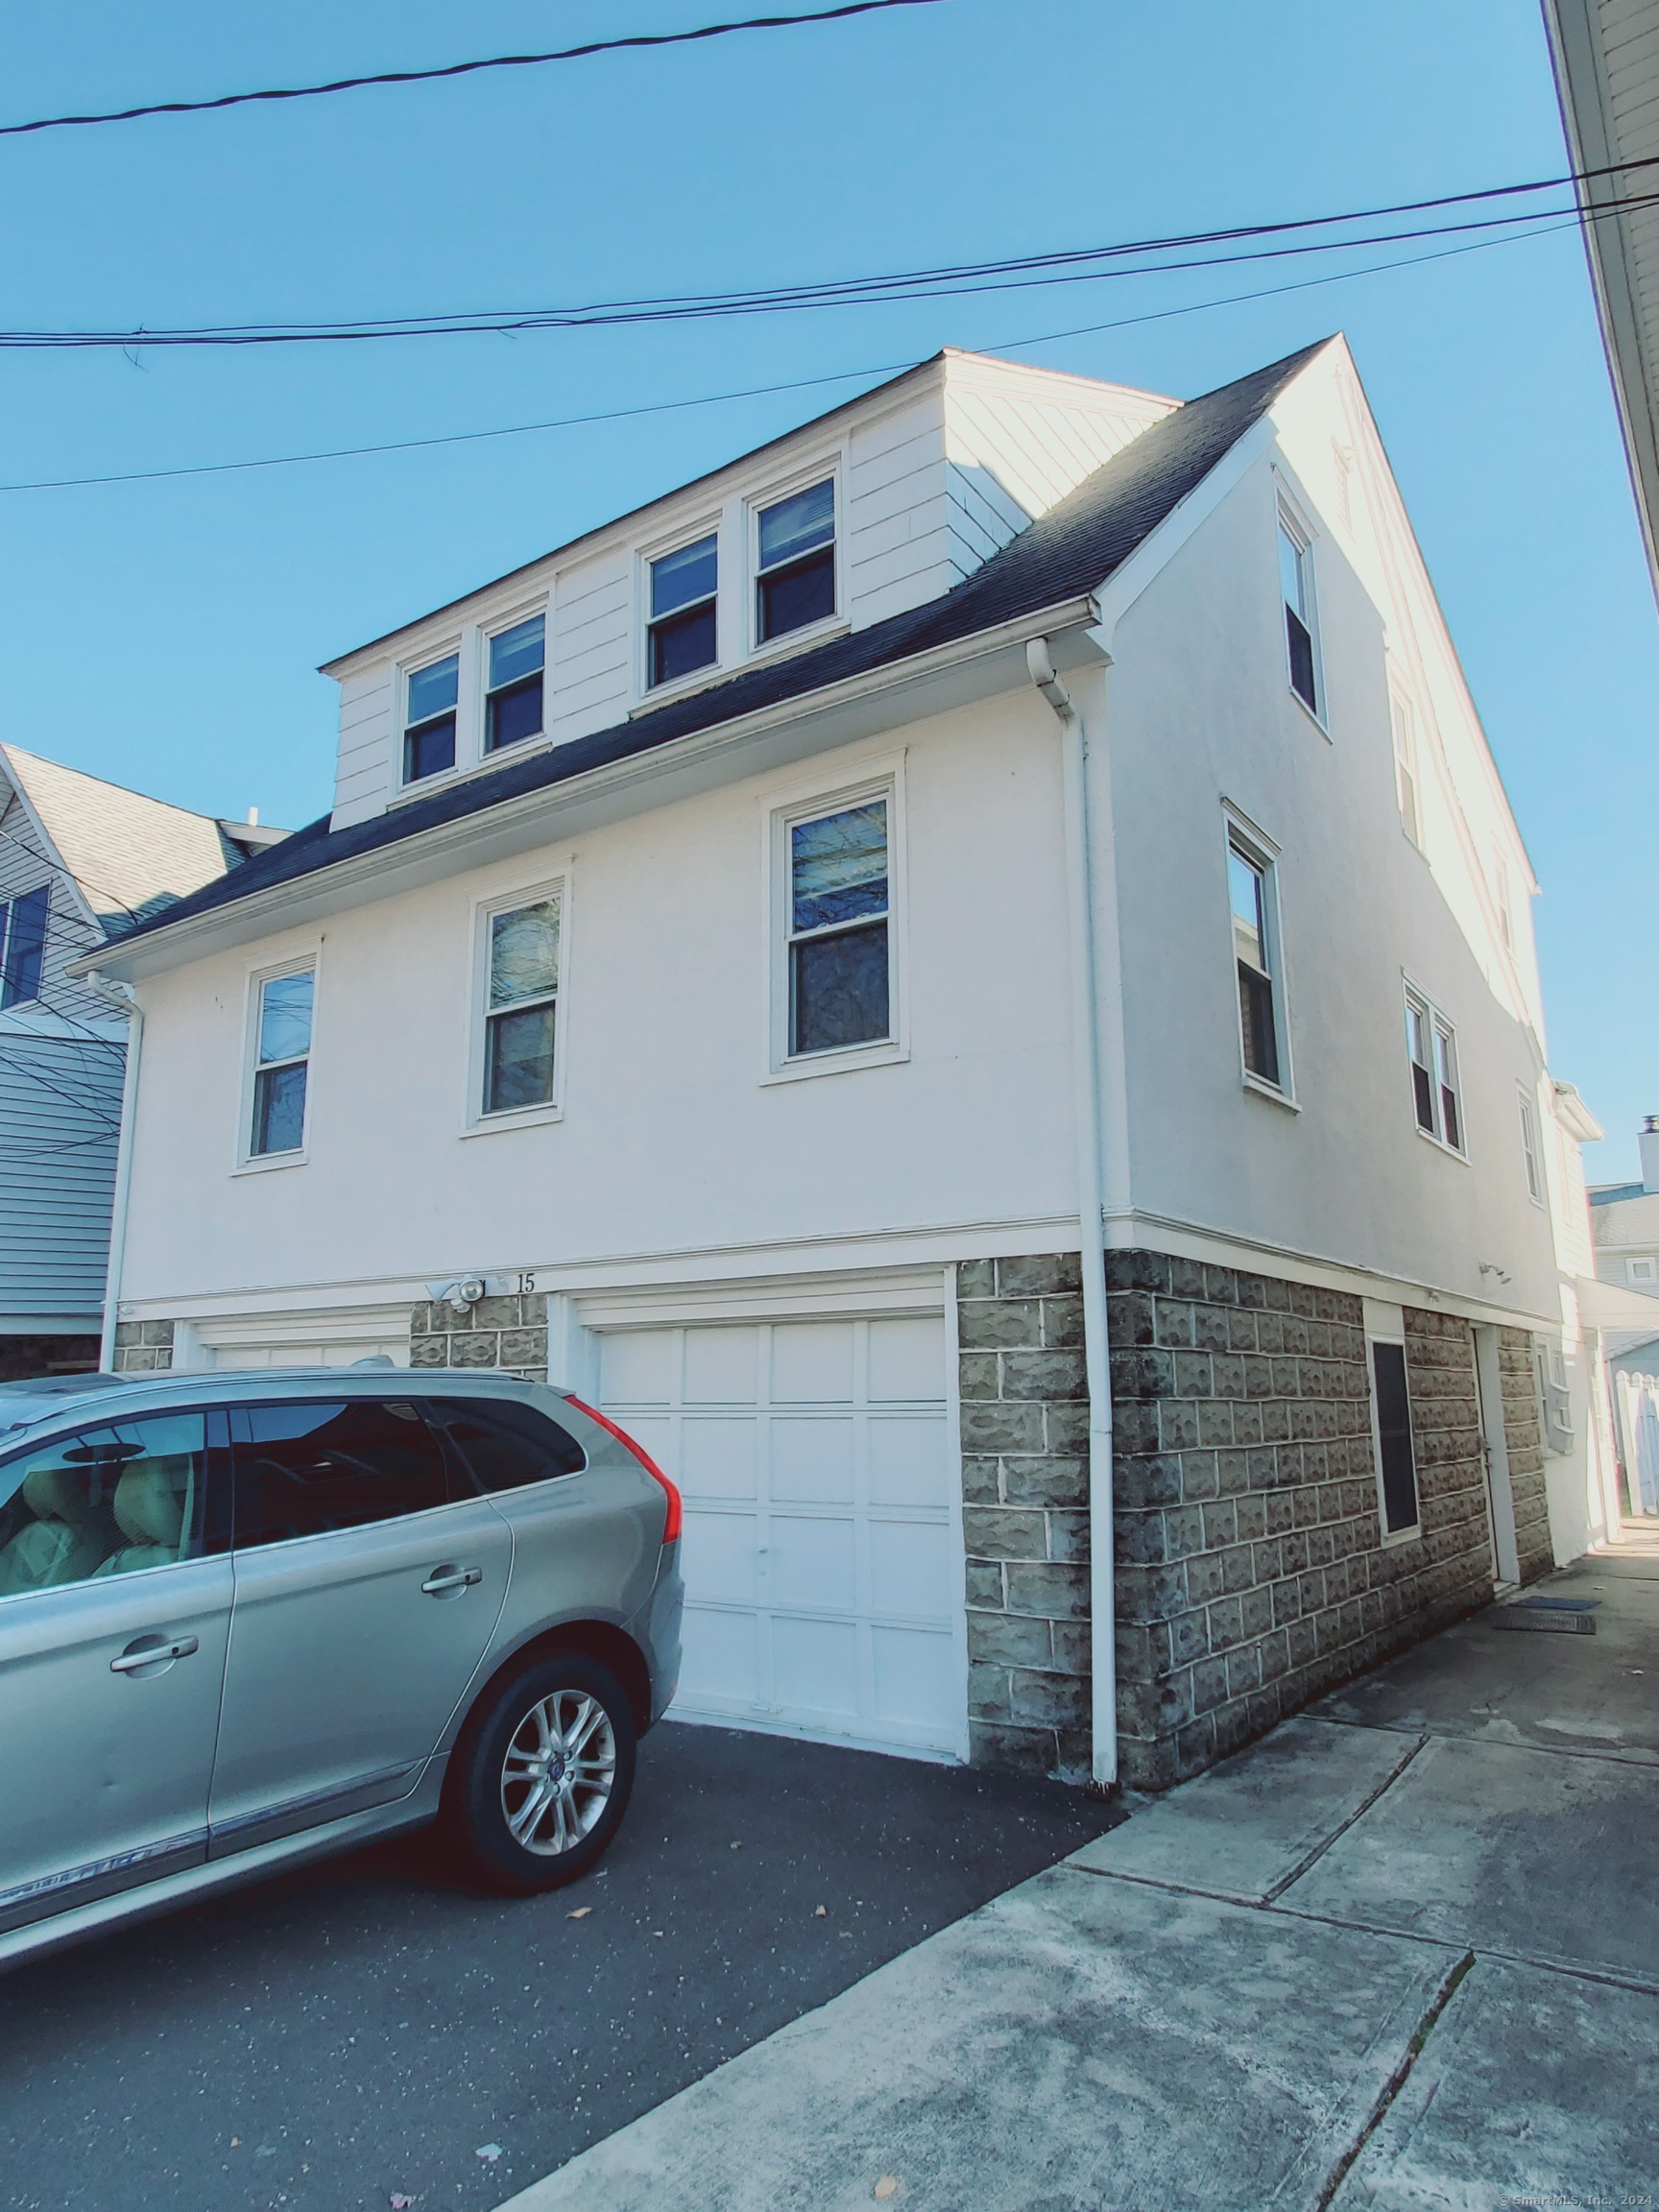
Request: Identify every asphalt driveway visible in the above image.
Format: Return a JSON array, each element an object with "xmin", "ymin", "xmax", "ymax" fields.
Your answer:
[{"xmin": 0, "ymin": 1723, "xmax": 1118, "ymax": 2212}]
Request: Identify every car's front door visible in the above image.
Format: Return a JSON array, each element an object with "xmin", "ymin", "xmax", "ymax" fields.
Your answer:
[
  {"xmin": 208, "ymin": 1396, "xmax": 512, "ymax": 1854},
  {"xmin": 0, "ymin": 1409, "xmax": 232, "ymax": 1933}
]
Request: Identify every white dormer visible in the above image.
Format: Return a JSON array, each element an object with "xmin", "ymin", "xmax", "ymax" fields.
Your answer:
[{"xmin": 322, "ymin": 350, "xmax": 1176, "ymax": 830}]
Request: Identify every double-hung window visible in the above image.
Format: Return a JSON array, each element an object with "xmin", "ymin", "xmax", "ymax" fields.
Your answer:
[
  {"xmin": 1278, "ymin": 507, "xmax": 1320, "ymax": 716},
  {"xmin": 1226, "ymin": 827, "xmax": 1285, "ymax": 1091},
  {"xmin": 1518, "ymin": 1090, "xmax": 1544, "ymax": 1205},
  {"xmin": 482, "ymin": 898, "xmax": 561, "ymax": 1116},
  {"xmin": 786, "ymin": 799, "xmax": 891, "ymax": 1057},
  {"xmin": 0, "ymin": 885, "xmax": 48, "ymax": 1008},
  {"xmin": 485, "ymin": 615, "xmax": 544, "ymax": 753},
  {"xmin": 1391, "ymin": 694, "xmax": 1421, "ymax": 847},
  {"xmin": 648, "ymin": 535, "xmax": 718, "ymax": 689},
  {"xmin": 1365, "ymin": 1309, "xmax": 1421, "ymax": 1540},
  {"xmin": 404, "ymin": 653, "xmax": 459, "ymax": 783},
  {"xmin": 1405, "ymin": 987, "xmax": 1463, "ymax": 1153},
  {"xmin": 756, "ymin": 480, "xmax": 835, "ymax": 644},
  {"xmin": 250, "ymin": 969, "xmax": 314, "ymax": 1159}
]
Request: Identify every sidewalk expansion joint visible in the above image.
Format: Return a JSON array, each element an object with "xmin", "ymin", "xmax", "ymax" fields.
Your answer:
[
  {"xmin": 1263, "ymin": 1733, "xmax": 1429, "ymax": 1903},
  {"xmin": 1310, "ymin": 1948, "xmax": 1477, "ymax": 2212}
]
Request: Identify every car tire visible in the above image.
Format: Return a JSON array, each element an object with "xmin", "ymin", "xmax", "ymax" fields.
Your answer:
[{"xmin": 443, "ymin": 1653, "xmax": 637, "ymax": 1895}]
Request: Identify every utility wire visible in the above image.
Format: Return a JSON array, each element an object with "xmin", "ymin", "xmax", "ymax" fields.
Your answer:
[
  {"xmin": 3, "ymin": 149, "xmax": 1658, "ymax": 351},
  {"xmin": 0, "ymin": 211, "xmax": 1585, "ymax": 495},
  {"xmin": 0, "ymin": 0, "xmax": 947, "ymax": 138}
]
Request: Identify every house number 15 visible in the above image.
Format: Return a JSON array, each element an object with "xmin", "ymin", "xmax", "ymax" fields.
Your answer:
[{"xmin": 516, "ymin": 1272, "xmax": 539, "ymax": 1295}]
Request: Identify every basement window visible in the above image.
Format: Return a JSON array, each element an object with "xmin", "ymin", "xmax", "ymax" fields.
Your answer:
[{"xmin": 1368, "ymin": 1328, "xmax": 1421, "ymax": 1540}]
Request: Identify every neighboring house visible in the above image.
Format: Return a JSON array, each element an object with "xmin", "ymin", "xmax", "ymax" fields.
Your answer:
[
  {"xmin": 0, "ymin": 745, "xmax": 281, "ymax": 1381},
  {"xmin": 1586, "ymin": 1116, "xmax": 1659, "ymax": 1506},
  {"xmin": 79, "ymin": 339, "xmax": 1619, "ymax": 1792},
  {"xmin": 1544, "ymin": 0, "xmax": 1659, "ymax": 604}
]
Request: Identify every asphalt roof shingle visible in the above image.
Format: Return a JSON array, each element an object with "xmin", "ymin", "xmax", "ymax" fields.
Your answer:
[{"xmin": 113, "ymin": 339, "xmax": 1328, "ymax": 948}]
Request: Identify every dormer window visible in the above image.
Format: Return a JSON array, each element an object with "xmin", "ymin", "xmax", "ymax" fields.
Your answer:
[
  {"xmin": 404, "ymin": 653, "xmax": 459, "ymax": 783},
  {"xmin": 757, "ymin": 480, "xmax": 835, "ymax": 644},
  {"xmin": 486, "ymin": 615, "xmax": 545, "ymax": 753},
  {"xmin": 648, "ymin": 534, "xmax": 718, "ymax": 689}
]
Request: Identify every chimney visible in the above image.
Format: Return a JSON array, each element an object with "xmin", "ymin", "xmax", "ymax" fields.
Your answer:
[{"xmin": 1641, "ymin": 1117, "xmax": 1659, "ymax": 1193}]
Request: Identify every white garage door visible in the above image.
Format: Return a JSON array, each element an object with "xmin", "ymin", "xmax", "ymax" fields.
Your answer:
[
  {"xmin": 598, "ymin": 1313, "xmax": 962, "ymax": 1759},
  {"xmin": 211, "ymin": 1339, "xmax": 407, "ymax": 1370}
]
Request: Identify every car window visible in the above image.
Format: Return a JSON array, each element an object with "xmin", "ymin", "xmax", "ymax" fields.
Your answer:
[
  {"xmin": 0, "ymin": 1413, "xmax": 209, "ymax": 1598},
  {"xmin": 232, "ymin": 1400, "xmax": 461, "ymax": 1548},
  {"xmin": 432, "ymin": 1398, "xmax": 587, "ymax": 1494}
]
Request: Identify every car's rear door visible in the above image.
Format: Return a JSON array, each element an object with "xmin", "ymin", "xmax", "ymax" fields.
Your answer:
[
  {"xmin": 207, "ymin": 1396, "xmax": 511, "ymax": 1855},
  {"xmin": 0, "ymin": 1408, "xmax": 232, "ymax": 1932}
]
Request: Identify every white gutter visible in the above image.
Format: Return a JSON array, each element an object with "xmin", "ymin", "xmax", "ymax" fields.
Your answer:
[
  {"xmin": 1026, "ymin": 637, "xmax": 1118, "ymax": 1789},
  {"xmin": 85, "ymin": 974, "xmax": 141, "ymax": 1372}
]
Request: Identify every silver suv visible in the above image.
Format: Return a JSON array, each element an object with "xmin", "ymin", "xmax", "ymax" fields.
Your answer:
[{"xmin": 0, "ymin": 1366, "xmax": 684, "ymax": 1971}]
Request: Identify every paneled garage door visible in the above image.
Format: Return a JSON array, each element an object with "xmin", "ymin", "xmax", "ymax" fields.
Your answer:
[{"xmin": 598, "ymin": 1314, "xmax": 962, "ymax": 1758}]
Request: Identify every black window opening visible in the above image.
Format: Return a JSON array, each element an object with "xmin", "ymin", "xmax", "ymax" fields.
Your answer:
[
  {"xmin": 404, "ymin": 653, "xmax": 459, "ymax": 782},
  {"xmin": 230, "ymin": 1399, "xmax": 464, "ymax": 1548},
  {"xmin": 1227, "ymin": 840, "xmax": 1280, "ymax": 1088},
  {"xmin": 648, "ymin": 535, "xmax": 718, "ymax": 688},
  {"xmin": 432, "ymin": 1398, "xmax": 587, "ymax": 1492},
  {"xmin": 1370, "ymin": 1340, "xmax": 1420, "ymax": 1535},
  {"xmin": 1278, "ymin": 520, "xmax": 1318, "ymax": 715},
  {"xmin": 787, "ymin": 800, "xmax": 890, "ymax": 1056},
  {"xmin": 757, "ymin": 480, "xmax": 835, "ymax": 644},
  {"xmin": 0, "ymin": 885, "xmax": 49, "ymax": 1009},
  {"xmin": 486, "ymin": 615, "xmax": 545, "ymax": 753}
]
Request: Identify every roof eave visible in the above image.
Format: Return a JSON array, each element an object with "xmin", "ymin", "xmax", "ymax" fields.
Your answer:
[{"xmin": 78, "ymin": 593, "xmax": 1104, "ymax": 983}]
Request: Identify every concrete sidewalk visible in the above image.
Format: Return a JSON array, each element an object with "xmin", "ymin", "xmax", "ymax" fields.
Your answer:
[{"xmin": 497, "ymin": 1530, "xmax": 1659, "ymax": 2212}]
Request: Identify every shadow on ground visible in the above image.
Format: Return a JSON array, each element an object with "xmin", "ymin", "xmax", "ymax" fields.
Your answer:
[{"xmin": 0, "ymin": 1722, "xmax": 1118, "ymax": 2212}]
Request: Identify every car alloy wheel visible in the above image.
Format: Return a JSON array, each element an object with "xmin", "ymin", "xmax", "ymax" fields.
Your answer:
[{"xmin": 499, "ymin": 1689, "xmax": 617, "ymax": 1857}]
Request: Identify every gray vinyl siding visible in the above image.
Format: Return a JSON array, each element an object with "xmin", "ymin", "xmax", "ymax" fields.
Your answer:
[{"xmin": 0, "ymin": 789, "xmax": 125, "ymax": 1323}]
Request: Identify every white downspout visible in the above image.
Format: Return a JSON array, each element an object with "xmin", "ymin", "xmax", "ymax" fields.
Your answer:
[
  {"xmin": 86, "ymin": 974, "xmax": 141, "ymax": 1373},
  {"xmin": 1027, "ymin": 637, "xmax": 1117, "ymax": 1789}
]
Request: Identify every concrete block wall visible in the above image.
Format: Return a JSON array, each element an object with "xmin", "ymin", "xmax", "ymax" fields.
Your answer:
[
  {"xmin": 955, "ymin": 1254, "xmax": 1093, "ymax": 1785},
  {"xmin": 1107, "ymin": 1252, "xmax": 1494, "ymax": 1790},
  {"xmin": 1497, "ymin": 1326, "xmax": 1552, "ymax": 1582},
  {"xmin": 112, "ymin": 1319, "xmax": 175, "ymax": 1373},
  {"xmin": 409, "ymin": 1295, "xmax": 549, "ymax": 1379}
]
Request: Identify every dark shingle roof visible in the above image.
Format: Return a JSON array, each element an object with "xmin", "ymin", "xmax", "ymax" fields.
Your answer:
[{"xmin": 111, "ymin": 339, "xmax": 1326, "ymax": 947}]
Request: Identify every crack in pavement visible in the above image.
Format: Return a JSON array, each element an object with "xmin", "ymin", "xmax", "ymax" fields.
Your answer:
[{"xmin": 1310, "ymin": 1949, "xmax": 1478, "ymax": 2212}]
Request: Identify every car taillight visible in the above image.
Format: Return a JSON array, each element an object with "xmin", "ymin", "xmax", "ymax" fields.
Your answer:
[{"xmin": 567, "ymin": 1396, "xmax": 682, "ymax": 1544}]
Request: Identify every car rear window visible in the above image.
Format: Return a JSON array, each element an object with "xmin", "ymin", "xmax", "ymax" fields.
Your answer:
[
  {"xmin": 232, "ymin": 1399, "xmax": 462, "ymax": 1546},
  {"xmin": 432, "ymin": 1398, "xmax": 586, "ymax": 1494}
]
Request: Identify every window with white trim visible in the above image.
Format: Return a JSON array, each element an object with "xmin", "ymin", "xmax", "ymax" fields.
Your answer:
[
  {"xmin": 785, "ymin": 797, "xmax": 891, "ymax": 1058},
  {"xmin": 1226, "ymin": 825, "xmax": 1286, "ymax": 1092},
  {"xmin": 756, "ymin": 479, "xmax": 835, "ymax": 644},
  {"xmin": 403, "ymin": 653, "xmax": 458, "ymax": 784},
  {"xmin": 481, "ymin": 896, "xmax": 561, "ymax": 1117},
  {"xmin": 0, "ymin": 885, "xmax": 49, "ymax": 1008},
  {"xmin": 648, "ymin": 534, "xmax": 718, "ymax": 689},
  {"xmin": 1391, "ymin": 693, "xmax": 1421, "ymax": 847},
  {"xmin": 485, "ymin": 615, "xmax": 544, "ymax": 754},
  {"xmin": 1278, "ymin": 505, "xmax": 1320, "ymax": 715},
  {"xmin": 249, "ymin": 968, "xmax": 314, "ymax": 1158},
  {"xmin": 1405, "ymin": 987, "xmax": 1463, "ymax": 1153},
  {"xmin": 1518, "ymin": 1090, "xmax": 1544, "ymax": 1205},
  {"xmin": 1629, "ymin": 1257, "xmax": 1658, "ymax": 1286},
  {"xmin": 1365, "ymin": 1311, "xmax": 1421, "ymax": 1539}
]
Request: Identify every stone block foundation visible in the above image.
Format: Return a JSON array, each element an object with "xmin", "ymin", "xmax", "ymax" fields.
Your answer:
[
  {"xmin": 1497, "ymin": 1326, "xmax": 1552, "ymax": 1583},
  {"xmin": 409, "ymin": 1295, "xmax": 548, "ymax": 1380},
  {"xmin": 112, "ymin": 1319, "xmax": 175, "ymax": 1373}
]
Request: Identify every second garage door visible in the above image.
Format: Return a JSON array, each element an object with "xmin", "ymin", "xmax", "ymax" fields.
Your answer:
[{"xmin": 598, "ymin": 1312, "xmax": 961, "ymax": 1759}]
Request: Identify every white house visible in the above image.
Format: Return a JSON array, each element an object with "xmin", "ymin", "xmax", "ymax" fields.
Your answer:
[
  {"xmin": 0, "ymin": 745, "xmax": 279, "ymax": 1381},
  {"xmin": 79, "ymin": 339, "xmax": 1619, "ymax": 1790}
]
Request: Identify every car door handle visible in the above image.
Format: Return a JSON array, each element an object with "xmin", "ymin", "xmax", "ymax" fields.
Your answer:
[
  {"xmin": 111, "ymin": 1634, "xmax": 200, "ymax": 1673},
  {"xmin": 421, "ymin": 1565, "xmax": 484, "ymax": 1597}
]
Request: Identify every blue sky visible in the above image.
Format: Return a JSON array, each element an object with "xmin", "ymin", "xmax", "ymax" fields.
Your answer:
[{"xmin": 2, "ymin": 0, "xmax": 1654, "ymax": 1179}]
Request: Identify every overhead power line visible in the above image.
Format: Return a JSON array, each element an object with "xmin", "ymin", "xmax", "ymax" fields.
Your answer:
[
  {"xmin": 0, "ymin": 213, "xmax": 1581, "ymax": 494},
  {"xmin": 0, "ymin": 0, "xmax": 947, "ymax": 138},
  {"xmin": 1, "ymin": 159, "xmax": 1653, "ymax": 354}
]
